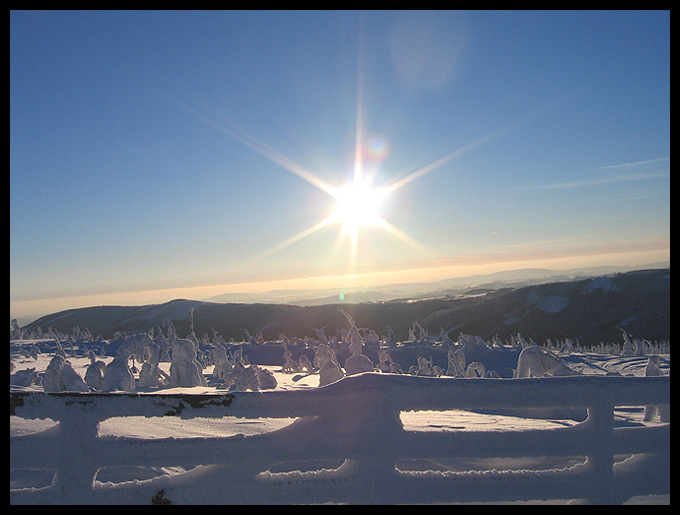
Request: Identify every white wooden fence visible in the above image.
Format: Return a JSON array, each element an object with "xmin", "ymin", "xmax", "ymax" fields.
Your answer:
[{"xmin": 10, "ymin": 373, "xmax": 670, "ymax": 504}]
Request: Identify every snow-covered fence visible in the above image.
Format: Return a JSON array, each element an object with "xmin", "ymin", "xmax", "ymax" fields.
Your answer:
[{"xmin": 10, "ymin": 373, "xmax": 669, "ymax": 505}]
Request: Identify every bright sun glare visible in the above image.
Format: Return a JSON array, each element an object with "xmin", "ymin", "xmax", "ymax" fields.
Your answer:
[
  {"xmin": 331, "ymin": 179, "xmax": 385, "ymax": 234},
  {"xmin": 174, "ymin": 35, "xmax": 486, "ymax": 271}
]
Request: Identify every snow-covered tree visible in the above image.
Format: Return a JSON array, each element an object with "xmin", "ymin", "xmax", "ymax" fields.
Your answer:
[
  {"xmin": 139, "ymin": 339, "xmax": 169, "ymax": 388},
  {"xmin": 10, "ymin": 319, "xmax": 24, "ymax": 340},
  {"xmin": 169, "ymin": 338, "xmax": 207, "ymax": 388},
  {"xmin": 84, "ymin": 351, "xmax": 106, "ymax": 391},
  {"xmin": 44, "ymin": 355, "xmax": 88, "ymax": 392},
  {"xmin": 338, "ymin": 306, "xmax": 374, "ymax": 376},
  {"xmin": 102, "ymin": 339, "xmax": 136, "ymax": 392},
  {"xmin": 643, "ymin": 355, "xmax": 670, "ymax": 422},
  {"xmin": 516, "ymin": 344, "xmax": 580, "ymax": 378}
]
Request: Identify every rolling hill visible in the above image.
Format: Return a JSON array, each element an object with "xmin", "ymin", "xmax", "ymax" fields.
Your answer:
[{"xmin": 19, "ymin": 268, "xmax": 669, "ymax": 348}]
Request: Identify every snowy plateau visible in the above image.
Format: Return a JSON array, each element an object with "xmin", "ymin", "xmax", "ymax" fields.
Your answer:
[{"xmin": 10, "ymin": 304, "xmax": 670, "ymax": 505}]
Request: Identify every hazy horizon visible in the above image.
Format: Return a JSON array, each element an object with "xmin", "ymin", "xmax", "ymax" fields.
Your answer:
[
  {"xmin": 11, "ymin": 11, "xmax": 669, "ymax": 323},
  {"xmin": 11, "ymin": 258, "xmax": 669, "ymax": 325}
]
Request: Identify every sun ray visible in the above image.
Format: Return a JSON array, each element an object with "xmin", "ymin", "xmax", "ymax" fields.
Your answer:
[
  {"xmin": 382, "ymin": 130, "xmax": 498, "ymax": 197},
  {"xmin": 167, "ymin": 90, "xmax": 474, "ymax": 270},
  {"xmin": 372, "ymin": 217, "xmax": 436, "ymax": 258},
  {"xmin": 353, "ymin": 73, "xmax": 364, "ymax": 185},
  {"xmin": 160, "ymin": 23, "xmax": 506, "ymax": 273},
  {"xmin": 241, "ymin": 216, "xmax": 336, "ymax": 269},
  {"xmin": 164, "ymin": 92, "xmax": 339, "ymax": 198},
  {"xmin": 353, "ymin": 15, "xmax": 367, "ymax": 187}
]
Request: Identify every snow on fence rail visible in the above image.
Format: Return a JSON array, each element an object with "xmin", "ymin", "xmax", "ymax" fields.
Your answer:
[{"xmin": 10, "ymin": 373, "xmax": 670, "ymax": 505}]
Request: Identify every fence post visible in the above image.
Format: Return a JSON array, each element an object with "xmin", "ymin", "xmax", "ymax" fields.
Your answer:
[
  {"xmin": 50, "ymin": 401, "xmax": 101, "ymax": 502},
  {"xmin": 586, "ymin": 388, "xmax": 614, "ymax": 504},
  {"xmin": 320, "ymin": 387, "xmax": 404, "ymax": 504}
]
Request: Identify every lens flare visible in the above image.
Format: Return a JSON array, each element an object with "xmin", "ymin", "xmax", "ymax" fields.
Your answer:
[{"xmin": 366, "ymin": 135, "xmax": 390, "ymax": 163}]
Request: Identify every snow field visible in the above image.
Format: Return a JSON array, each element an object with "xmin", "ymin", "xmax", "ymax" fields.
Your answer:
[{"xmin": 10, "ymin": 333, "xmax": 669, "ymax": 504}]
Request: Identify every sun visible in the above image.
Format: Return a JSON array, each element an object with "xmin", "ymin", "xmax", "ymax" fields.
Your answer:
[
  {"xmin": 171, "ymin": 26, "xmax": 495, "ymax": 272},
  {"xmin": 331, "ymin": 178, "xmax": 386, "ymax": 235}
]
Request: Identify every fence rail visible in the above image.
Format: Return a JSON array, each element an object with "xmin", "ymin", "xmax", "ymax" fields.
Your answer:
[{"xmin": 10, "ymin": 373, "xmax": 670, "ymax": 504}]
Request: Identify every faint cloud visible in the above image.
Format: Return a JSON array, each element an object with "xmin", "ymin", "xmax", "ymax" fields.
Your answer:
[
  {"xmin": 594, "ymin": 156, "xmax": 669, "ymax": 170},
  {"xmin": 523, "ymin": 172, "xmax": 668, "ymax": 191},
  {"xmin": 514, "ymin": 157, "xmax": 669, "ymax": 191}
]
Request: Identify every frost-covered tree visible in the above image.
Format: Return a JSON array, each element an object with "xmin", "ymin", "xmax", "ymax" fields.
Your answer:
[
  {"xmin": 84, "ymin": 351, "xmax": 106, "ymax": 391},
  {"xmin": 516, "ymin": 344, "xmax": 580, "ymax": 378},
  {"xmin": 163, "ymin": 319, "xmax": 177, "ymax": 342},
  {"xmin": 464, "ymin": 361, "xmax": 486, "ymax": 378},
  {"xmin": 169, "ymin": 338, "xmax": 207, "ymax": 388},
  {"xmin": 211, "ymin": 328, "xmax": 225, "ymax": 347},
  {"xmin": 102, "ymin": 339, "xmax": 136, "ymax": 392},
  {"xmin": 620, "ymin": 330, "xmax": 642, "ymax": 356},
  {"xmin": 230, "ymin": 363, "xmax": 260, "ymax": 391},
  {"xmin": 210, "ymin": 344, "xmax": 234, "ymax": 381},
  {"xmin": 297, "ymin": 354, "xmax": 314, "ymax": 373},
  {"xmin": 243, "ymin": 329, "xmax": 255, "ymax": 345},
  {"xmin": 339, "ymin": 307, "xmax": 374, "ymax": 376},
  {"xmin": 376, "ymin": 348, "xmax": 402, "ymax": 374},
  {"xmin": 643, "ymin": 355, "xmax": 670, "ymax": 422},
  {"xmin": 44, "ymin": 355, "xmax": 88, "ymax": 392},
  {"xmin": 139, "ymin": 339, "xmax": 169, "ymax": 388},
  {"xmin": 252, "ymin": 364, "xmax": 277, "ymax": 390},
  {"xmin": 10, "ymin": 367, "xmax": 38, "ymax": 387},
  {"xmin": 411, "ymin": 355, "xmax": 442, "ymax": 376},
  {"xmin": 10, "ymin": 319, "xmax": 24, "ymax": 340},
  {"xmin": 445, "ymin": 347, "xmax": 466, "ymax": 377},
  {"xmin": 344, "ymin": 338, "xmax": 374, "ymax": 376},
  {"xmin": 318, "ymin": 355, "xmax": 344, "ymax": 387},
  {"xmin": 314, "ymin": 339, "xmax": 344, "ymax": 387},
  {"xmin": 313, "ymin": 327, "xmax": 329, "ymax": 346},
  {"xmin": 281, "ymin": 340, "xmax": 299, "ymax": 373},
  {"xmin": 383, "ymin": 324, "xmax": 396, "ymax": 347},
  {"xmin": 414, "ymin": 321, "xmax": 431, "ymax": 344}
]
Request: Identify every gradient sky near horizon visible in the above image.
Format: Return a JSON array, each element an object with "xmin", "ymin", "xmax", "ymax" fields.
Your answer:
[{"xmin": 10, "ymin": 10, "xmax": 670, "ymax": 319}]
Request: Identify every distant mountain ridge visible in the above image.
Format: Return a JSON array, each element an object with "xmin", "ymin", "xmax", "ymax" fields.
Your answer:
[
  {"xmin": 206, "ymin": 263, "xmax": 669, "ymax": 306},
  {"xmin": 21, "ymin": 267, "xmax": 670, "ymax": 348}
]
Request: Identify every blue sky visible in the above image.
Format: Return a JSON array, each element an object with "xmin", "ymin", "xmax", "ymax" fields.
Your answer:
[{"xmin": 10, "ymin": 10, "xmax": 670, "ymax": 318}]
